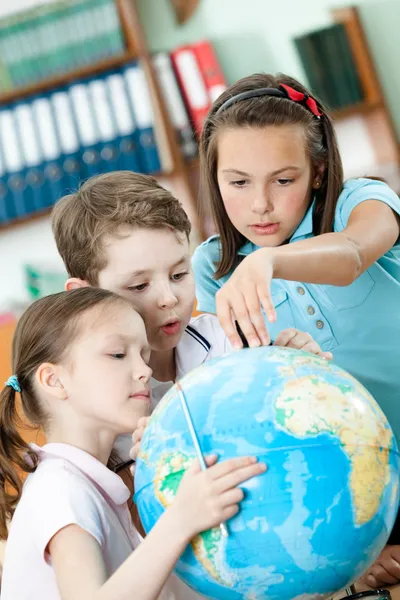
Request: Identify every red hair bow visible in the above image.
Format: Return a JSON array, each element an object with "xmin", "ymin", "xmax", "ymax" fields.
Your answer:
[{"xmin": 280, "ymin": 84, "xmax": 323, "ymax": 118}]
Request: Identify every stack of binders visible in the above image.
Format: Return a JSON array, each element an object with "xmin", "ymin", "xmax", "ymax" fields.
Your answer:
[
  {"xmin": 170, "ymin": 40, "xmax": 227, "ymax": 137},
  {"xmin": 0, "ymin": 62, "xmax": 163, "ymax": 225},
  {"xmin": 0, "ymin": 0, "xmax": 125, "ymax": 92},
  {"xmin": 294, "ymin": 23, "xmax": 364, "ymax": 111},
  {"xmin": 0, "ymin": 39, "xmax": 227, "ymax": 226}
]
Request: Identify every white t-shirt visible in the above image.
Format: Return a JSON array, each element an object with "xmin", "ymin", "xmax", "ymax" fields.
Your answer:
[
  {"xmin": 115, "ymin": 314, "xmax": 231, "ymax": 461},
  {"xmin": 1, "ymin": 443, "xmax": 203, "ymax": 600}
]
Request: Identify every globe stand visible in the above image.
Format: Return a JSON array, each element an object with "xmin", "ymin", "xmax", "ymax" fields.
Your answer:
[{"xmin": 337, "ymin": 587, "xmax": 391, "ymax": 600}]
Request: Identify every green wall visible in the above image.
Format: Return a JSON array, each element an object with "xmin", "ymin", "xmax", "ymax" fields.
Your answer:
[{"xmin": 137, "ymin": 0, "xmax": 400, "ymax": 136}]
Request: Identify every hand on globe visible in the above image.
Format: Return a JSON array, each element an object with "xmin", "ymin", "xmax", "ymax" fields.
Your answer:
[
  {"xmin": 361, "ymin": 543, "xmax": 400, "ymax": 588},
  {"xmin": 216, "ymin": 247, "xmax": 275, "ymax": 349},
  {"xmin": 273, "ymin": 328, "xmax": 333, "ymax": 360},
  {"xmin": 169, "ymin": 454, "xmax": 267, "ymax": 540},
  {"xmin": 130, "ymin": 416, "xmax": 151, "ymax": 475}
]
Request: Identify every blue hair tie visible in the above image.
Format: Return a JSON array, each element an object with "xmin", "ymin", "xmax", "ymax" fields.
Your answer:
[{"xmin": 5, "ymin": 375, "xmax": 21, "ymax": 393}]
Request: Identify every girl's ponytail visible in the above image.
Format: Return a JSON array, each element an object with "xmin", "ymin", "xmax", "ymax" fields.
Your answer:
[
  {"xmin": 0, "ymin": 383, "xmax": 38, "ymax": 540},
  {"xmin": 0, "ymin": 288, "xmax": 130, "ymax": 540}
]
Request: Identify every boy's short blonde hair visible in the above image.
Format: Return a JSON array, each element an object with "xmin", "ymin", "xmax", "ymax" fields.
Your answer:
[{"xmin": 52, "ymin": 171, "xmax": 192, "ymax": 285}]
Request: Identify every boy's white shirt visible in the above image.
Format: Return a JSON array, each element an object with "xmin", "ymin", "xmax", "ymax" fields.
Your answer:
[
  {"xmin": 152, "ymin": 313, "xmax": 232, "ymax": 407},
  {"xmin": 114, "ymin": 314, "xmax": 231, "ymax": 461}
]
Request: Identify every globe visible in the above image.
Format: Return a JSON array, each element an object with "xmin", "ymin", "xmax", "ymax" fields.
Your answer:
[{"xmin": 134, "ymin": 347, "xmax": 400, "ymax": 600}]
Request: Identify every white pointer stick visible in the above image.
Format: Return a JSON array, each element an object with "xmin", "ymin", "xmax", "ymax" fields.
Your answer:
[{"xmin": 176, "ymin": 380, "xmax": 229, "ymax": 538}]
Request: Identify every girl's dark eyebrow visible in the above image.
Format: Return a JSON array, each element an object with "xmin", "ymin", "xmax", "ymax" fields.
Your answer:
[
  {"xmin": 221, "ymin": 168, "xmax": 249, "ymax": 177},
  {"xmin": 222, "ymin": 166, "xmax": 301, "ymax": 177}
]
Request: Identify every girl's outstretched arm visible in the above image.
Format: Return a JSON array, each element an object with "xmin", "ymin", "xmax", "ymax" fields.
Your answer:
[
  {"xmin": 271, "ymin": 200, "xmax": 399, "ymax": 285},
  {"xmin": 216, "ymin": 200, "xmax": 400, "ymax": 349}
]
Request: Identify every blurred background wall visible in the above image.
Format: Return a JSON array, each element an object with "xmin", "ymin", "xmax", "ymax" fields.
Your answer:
[
  {"xmin": 0, "ymin": 0, "xmax": 399, "ymax": 309},
  {"xmin": 139, "ymin": 0, "xmax": 400, "ymax": 137}
]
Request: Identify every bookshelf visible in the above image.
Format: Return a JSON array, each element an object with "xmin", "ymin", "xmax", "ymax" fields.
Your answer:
[
  {"xmin": 332, "ymin": 99, "xmax": 381, "ymax": 120},
  {"xmin": 0, "ymin": 52, "xmax": 138, "ymax": 104},
  {"xmin": 0, "ymin": 0, "xmax": 204, "ymax": 240},
  {"xmin": 331, "ymin": 6, "xmax": 400, "ymax": 190}
]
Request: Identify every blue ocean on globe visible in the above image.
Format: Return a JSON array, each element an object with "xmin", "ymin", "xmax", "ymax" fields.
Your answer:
[{"xmin": 134, "ymin": 346, "xmax": 400, "ymax": 600}]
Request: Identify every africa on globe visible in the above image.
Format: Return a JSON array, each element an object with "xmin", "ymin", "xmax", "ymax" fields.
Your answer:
[{"xmin": 134, "ymin": 346, "xmax": 400, "ymax": 600}]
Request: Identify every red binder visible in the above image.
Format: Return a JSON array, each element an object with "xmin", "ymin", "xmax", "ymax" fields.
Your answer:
[
  {"xmin": 171, "ymin": 45, "xmax": 211, "ymax": 137},
  {"xmin": 192, "ymin": 40, "xmax": 227, "ymax": 103}
]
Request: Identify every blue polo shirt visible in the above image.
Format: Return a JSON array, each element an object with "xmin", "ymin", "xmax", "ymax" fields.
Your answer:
[{"xmin": 193, "ymin": 178, "xmax": 400, "ymax": 441}]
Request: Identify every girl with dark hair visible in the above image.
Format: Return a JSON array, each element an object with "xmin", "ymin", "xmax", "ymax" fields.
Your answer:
[
  {"xmin": 193, "ymin": 72, "xmax": 400, "ymax": 442},
  {"xmin": 193, "ymin": 71, "xmax": 400, "ymax": 591}
]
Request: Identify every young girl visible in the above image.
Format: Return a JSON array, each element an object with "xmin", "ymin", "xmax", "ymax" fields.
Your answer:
[
  {"xmin": 0, "ymin": 287, "xmax": 265, "ymax": 600},
  {"xmin": 192, "ymin": 72, "xmax": 400, "ymax": 444},
  {"xmin": 192, "ymin": 71, "xmax": 400, "ymax": 591}
]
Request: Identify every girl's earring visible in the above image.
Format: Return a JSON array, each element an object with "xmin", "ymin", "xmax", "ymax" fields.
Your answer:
[{"xmin": 315, "ymin": 181, "xmax": 320, "ymax": 188}]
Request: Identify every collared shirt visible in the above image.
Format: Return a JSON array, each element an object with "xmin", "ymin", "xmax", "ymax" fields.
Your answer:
[
  {"xmin": 1, "ymin": 443, "xmax": 204, "ymax": 600},
  {"xmin": 115, "ymin": 313, "xmax": 231, "ymax": 461},
  {"xmin": 152, "ymin": 313, "xmax": 231, "ymax": 406},
  {"xmin": 192, "ymin": 178, "xmax": 400, "ymax": 441},
  {"xmin": 2, "ymin": 443, "xmax": 137, "ymax": 600}
]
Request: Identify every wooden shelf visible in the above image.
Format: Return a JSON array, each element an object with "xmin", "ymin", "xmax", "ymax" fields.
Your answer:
[
  {"xmin": 0, "ymin": 52, "xmax": 138, "ymax": 104},
  {"xmin": 330, "ymin": 6, "xmax": 400, "ymax": 173},
  {"xmin": 0, "ymin": 166, "xmax": 186, "ymax": 232},
  {"xmin": 332, "ymin": 6, "xmax": 382, "ymax": 107},
  {"xmin": 0, "ymin": 206, "xmax": 52, "ymax": 232},
  {"xmin": 332, "ymin": 100, "xmax": 382, "ymax": 120},
  {"xmin": 186, "ymin": 156, "xmax": 200, "ymax": 170}
]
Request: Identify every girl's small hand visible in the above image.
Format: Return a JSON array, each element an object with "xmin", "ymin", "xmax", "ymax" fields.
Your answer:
[
  {"xmin": 130, "ymin": 416, "xmax": 151, "ymax": 475},
  {"xmin": 171, "ymin": 455, "xmax": 267, "ymax": 540},
  {"xmin": 216, "ymin": 248, "xmax": 276, "ymax": 349},
  {"xmin": 274, "ymin": 328, "xmax": 333, "ymax": 360}
]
